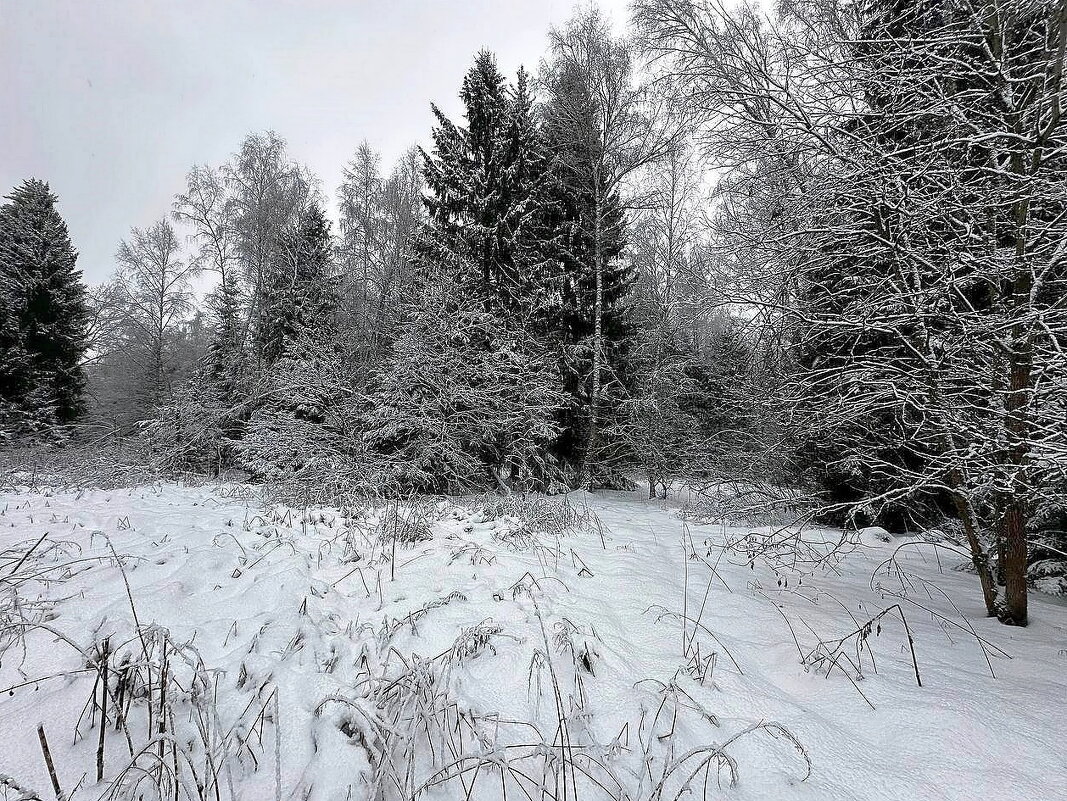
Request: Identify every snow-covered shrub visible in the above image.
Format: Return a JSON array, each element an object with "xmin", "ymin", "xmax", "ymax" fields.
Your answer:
[
  {"xmin": 683, "ymin": 480, "xmax": 819, "ymax": 528},
  {"xmin": 0, "ymin": 436, "xmax": 158, "ymax": 491},
  {"xmin": 477, "ymin": 494, "xmax": 602, "ymax": 541},
  {"xmin": 146, "ymin": 373, "xmax": 237, "ymax": 475},
  {"xmin": 363, "ymin": 276, "xmax": 564, "ymax": 494},
  {"xmin": 1028, "ymin": 559, "xmax": 1067, "ymax": 596},
  {"xmin": 372, "ymin": 501, "xmax": 438, "ymax": 545},
  {"xmin": 235, "ymin": 328, "xmax": 373, "ymax": 502}
]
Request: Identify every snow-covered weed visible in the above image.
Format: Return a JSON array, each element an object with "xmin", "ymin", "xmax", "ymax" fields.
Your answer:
[
  {"xmin": 3, "ymin": 487, "xmax": 824, "ymax": 801},
  {"xmin": 478, "ymin": 494, "xmax": 606, "ymax": 546},
  {"xmin": 373, "ymin": 500, "xmax": 438, "ymax": 545},
  {"xmin": 683, "ymin": 480, "xmax": 818, "ymax": 529},
  {"xmin": 1, "ymin": 531, "xmax": 278, "ymax": 801},
  {"xmin": 0, "ymin": 438, "xmax": 162, "ymax": 493},
  {"xmin": 318, "ymin": 611, "xmax": 514, "ymax": 800}
]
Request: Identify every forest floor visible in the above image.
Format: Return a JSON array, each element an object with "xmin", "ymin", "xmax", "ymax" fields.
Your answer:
[{"xmin": 1, "ymin": 481, "xmax": 1065, "ymax": 801}]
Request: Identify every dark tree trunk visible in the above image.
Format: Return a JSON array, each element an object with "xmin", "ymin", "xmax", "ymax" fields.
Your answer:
[{"xmin": 1000, "ymin": 501, "xmax": 1028, "ymax": 625}]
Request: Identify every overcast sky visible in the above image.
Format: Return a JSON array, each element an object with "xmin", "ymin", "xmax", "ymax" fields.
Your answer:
[{"xmin": 0, "ymin": 0, "xmax": 629, "ymax": 284}]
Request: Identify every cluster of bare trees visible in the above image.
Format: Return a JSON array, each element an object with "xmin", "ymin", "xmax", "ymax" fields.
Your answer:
[
  {"xmin": 85, "ymin": 132, "xmax": 423, "ymax": 433},
  {"xmin": 636, "ymin": 0, "xmax": 1067, "ymax": 624}
]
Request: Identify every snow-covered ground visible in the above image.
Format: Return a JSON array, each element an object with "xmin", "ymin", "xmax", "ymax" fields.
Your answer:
[{"xmin": 1, "ymin": 482, "xmax": 1065, "ymax": 800}]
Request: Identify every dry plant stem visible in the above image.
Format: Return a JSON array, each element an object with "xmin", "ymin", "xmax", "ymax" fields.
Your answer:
[
  {"xmin": 5, "ymin": 531, "xmax": 49, "ymax": 577},
  {"xmin": 532, "ymin": 595, "xmax": 577, "ymax": 801},
  {"xmin": 37, "ymin": 724, "xmax": 64, "ymax": 801},
  {"xmin": 104, "ymin": 537, "xmax": 151, "ymax": 669},
  {"xmin": 390, "ymin": 497, "xmax": 398, "ymax": 582},
  {"xmin": 649, "ymin": 608, "xmax": 744, "ymax": 674},
  {"xmin": 274, "ymin": 691, "xmax": 282, "ymax": 801},
  {"xmin": 98, "ymin": 636, "xmax": 110, "ymax": 782},
  {"xmin": 874, "ymin": 543, "xmax": 1013, "ymax": 676},
  {"xmin": 681, "ymin": 527, "xmax": 690, "ymax": 659}
]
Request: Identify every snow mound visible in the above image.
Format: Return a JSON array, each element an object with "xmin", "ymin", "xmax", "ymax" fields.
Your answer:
[{"xmin": 856, "ymin": 525, "xmax": 893, "ymax": 546}]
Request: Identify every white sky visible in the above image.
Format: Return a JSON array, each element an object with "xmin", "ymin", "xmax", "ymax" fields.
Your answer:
[{"xmin": 0, "ymin": 0, "xmax": 630, "ymax": 284}]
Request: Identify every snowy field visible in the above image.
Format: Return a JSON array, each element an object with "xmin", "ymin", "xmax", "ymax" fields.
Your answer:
[{"xmin": 1, "ymin": 482, "xmax": 1065, "ymax": 801}]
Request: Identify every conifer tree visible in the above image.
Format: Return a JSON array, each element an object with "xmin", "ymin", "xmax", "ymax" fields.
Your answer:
[
  {"xmin": 0, "ymin": 179, "xmax": 89, "ymax": 433},
  {"xmin": 363, "ymin": 262, "xmax": 563, "ymax": 493},
  {"xmin": 538, "ymin": 145, "xmax": 633, "ymax": 478},
  {"xmin": 236, "ymin": 331, "xmax": 357, "ymax": 486},
  {"xmin": 240, "ymin": 203, "xmax": 344, "ymax": 480},
  {"xmin": 0, "ymin": 257, "xmax": 31, "ymax": 435},
  {"xmin": 541, "ymin": 7, "xmax": 672, "ymax": 485},
  {"xmin": 255, "ymin": 203, "xmax": 337, "ymax": 367},
  {"xmin": 386, "ymin": 51, "xmax": 567, "ymax": 490},
  {"xmin": 421, "ymin": 51, "xmax": 557, "ymax": 315}
]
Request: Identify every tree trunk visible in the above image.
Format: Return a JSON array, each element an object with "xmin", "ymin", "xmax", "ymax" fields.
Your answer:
[
  {"xmin": 951, "ymin": 489, "xmax": 999, "ymax": 617},
  {"xmin": 999, "ymin": 274, "xmax": 1033, "ymax": 625},
  {"xmin": 996, "ymin": 139, "xmax": 1035, "ymax": 625},
  {"xmin": 584, "ymin": 180, "xmax": 604, "ymax": 491},
  {"xmin": 1000, "ymin": 500, "xmax": 1028, "ymax": 624}
]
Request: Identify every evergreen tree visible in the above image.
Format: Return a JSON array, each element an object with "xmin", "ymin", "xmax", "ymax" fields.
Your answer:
[
  {"xmin": 255, "ymin": 203, "xmax": 337, "ymax": 367},
  {"xmin": 681, "ymin": 321, "xmax": 753, "ymax": 465},
  {"xmin": 538, "ymin": 9, "xmax": 662, "ymax": 485},
  {"xmin": 0, "ymin": 254, "xmax": 32, "ymax": 436},
  {"xmin": 0, "ymin": 179, "xmax": 89, "ymax": 433},
  {"xmin": 363, "ymin": 264, "xmax": 563, "ymax": 493},
  {"xmin": 604, "ymin": 323, "xmax": 702, "ymax": 497},
  {"xmin": 540, "ymin": 103, "xmax": 636, "ymax": 481},
  {"xmin": 421, "ymin": 51, "xmax": 558, "ymax": 317},
  {"xmin": 388, "ymin": 51, "xmax": 568, "ymax": 490},
  {"xmin": 236, "ymin": 331, "xmax": 358, "ymax": 487},
  {"xmin": 240, "ymin": 202, "xmax": 344, "ymax": 481},
  {"xmin": 205, "ymin": 275, "xmax": 245, "ymax": 398}
]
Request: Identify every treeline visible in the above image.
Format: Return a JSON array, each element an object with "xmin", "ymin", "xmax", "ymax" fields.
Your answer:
[
  {"xmin": 2, "ymin": 1, "xmax": 1065, "ymax": 624},
  {"xmin": 64, "ymin": 9, "xmax": 750, "ymax": 498}
]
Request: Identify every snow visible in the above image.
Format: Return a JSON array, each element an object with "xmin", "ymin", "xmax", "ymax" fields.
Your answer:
[
  {"xmin": 855, "ymin": 526, "xmax": 892, "ymax": 547},
  {"xmin": 1, "ymin": 482, "xmax": 1065, "ymax": 800}
]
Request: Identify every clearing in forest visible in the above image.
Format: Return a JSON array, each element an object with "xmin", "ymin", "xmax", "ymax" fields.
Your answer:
[{"xmin": 1, "ymin": 483, "xmax": 1064, "ymax": 801}]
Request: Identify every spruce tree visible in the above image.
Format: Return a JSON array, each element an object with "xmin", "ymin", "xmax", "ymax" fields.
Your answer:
[
  {"xmin": 255, "ymin": 202, "xmax": 337, "ymax": 367},
  {"xmin": 539, "ymin": 112, "xmax": 635, "ymax": 481},
  {"xmin": 421, "ymin": 51, "xmax": 557, "ymax": 314},
  {"xmin": 241, "ymin": 202, "xmax": 344, "ymax": 480},
  {"xmin": 0, "ymin": 179, "xmax": 89, "ymax": 432},
  {"xmin": 392, "ymin": 51, "xmax": 568, "ymax": 489},
  {"xmin": 205, "ymin": 275, "xmax": 244, "ymax": 396},
  {"xmin": 363, "ymin": 262, "xmax": 563, "ymax": 493},
  {"xmin": 0, "ymin": 257, "xmax": 32, "ymax": 434}
]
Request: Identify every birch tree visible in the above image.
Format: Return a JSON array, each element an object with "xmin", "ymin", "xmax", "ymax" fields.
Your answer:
[
  {"xmin": 113, "ymin": 219, "xmax": 199, "ymax": 412},
  {"xmin": 542, "ymin": 6, "xmax": 681, "ymax": 487},
  {"xmin": 222, "ymin": 131, "xmax": 314, "ymax": 368}
]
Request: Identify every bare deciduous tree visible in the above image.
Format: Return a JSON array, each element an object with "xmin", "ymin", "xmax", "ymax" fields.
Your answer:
[
  {"xmin": 114, "ymin": 219, "xmax": 199, "ymax": 409},
  {"xmin": 636, "ymin": 0, "xmax": 1067, "ymax": 624}
]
